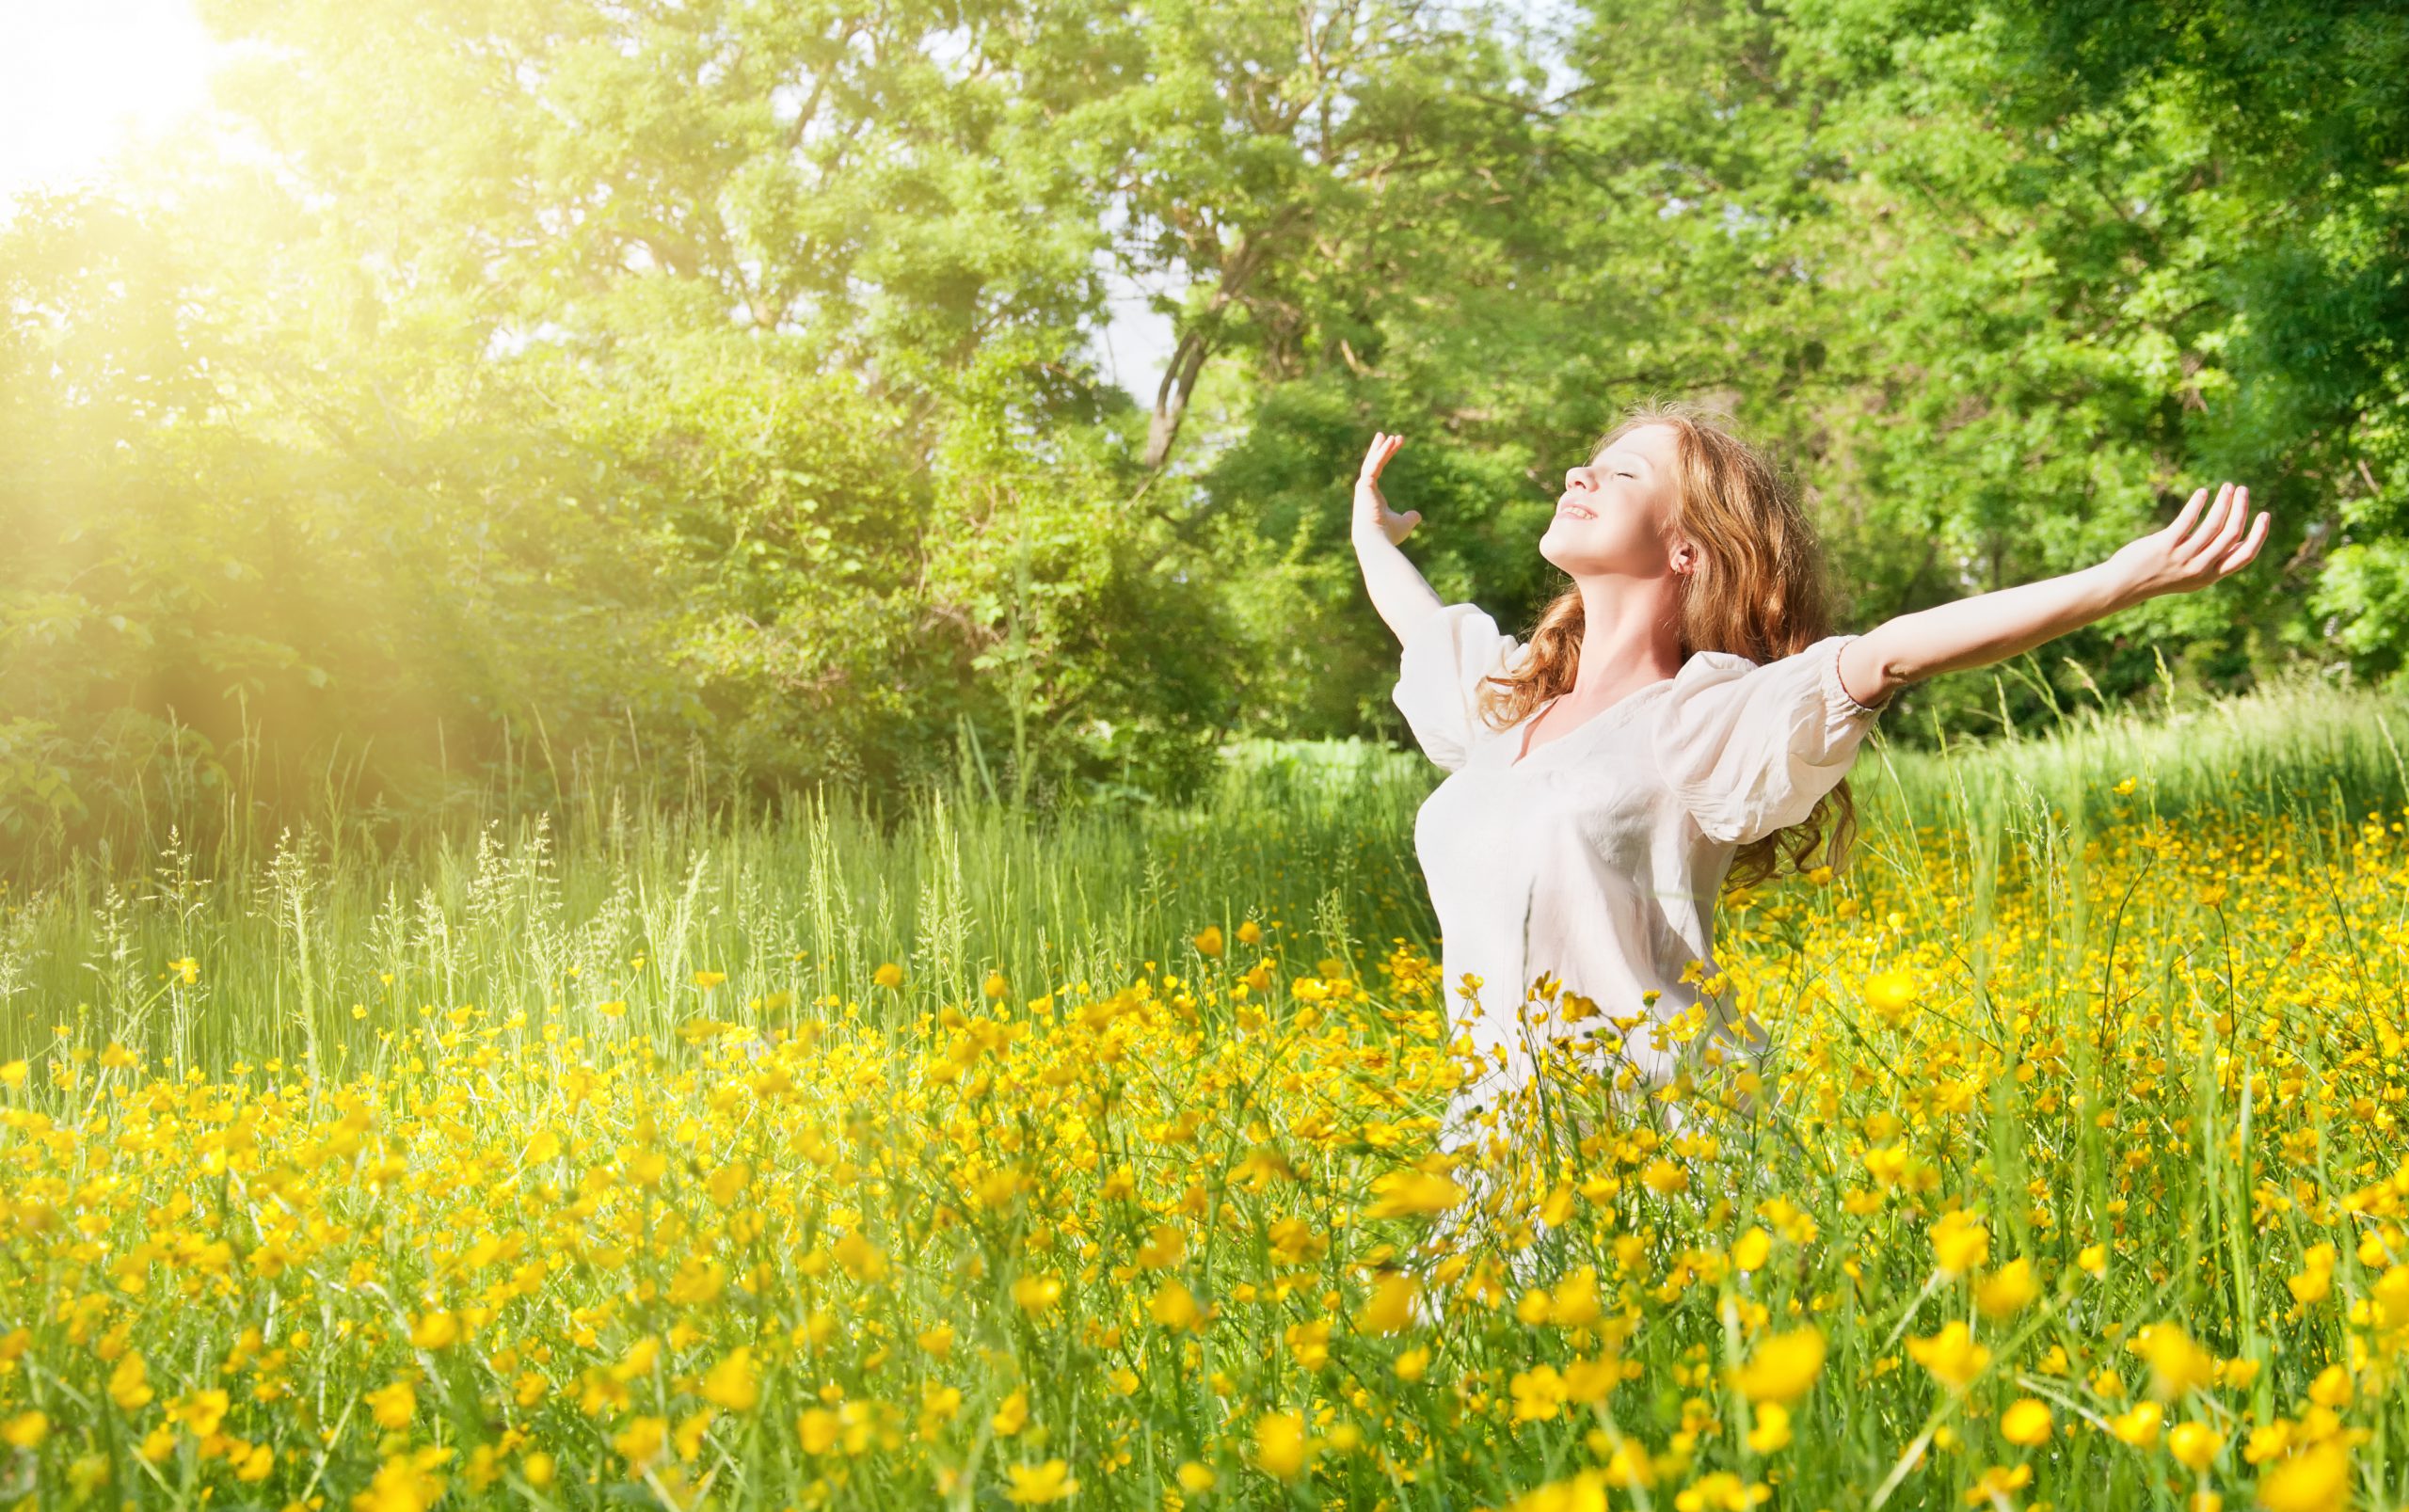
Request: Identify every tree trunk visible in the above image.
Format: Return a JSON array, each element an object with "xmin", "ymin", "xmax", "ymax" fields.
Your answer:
[{"xmin": 1142, "ymin": 331, "xmax": 1213, "ymax": 469}]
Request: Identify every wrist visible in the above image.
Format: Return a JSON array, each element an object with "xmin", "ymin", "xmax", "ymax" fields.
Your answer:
[{"xmin": 2091, "ymin": 555, "xmax": 2152, "ymax": 613}]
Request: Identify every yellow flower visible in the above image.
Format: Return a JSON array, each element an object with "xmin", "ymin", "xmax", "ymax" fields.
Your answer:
[
  {"xmin": 2305, "ymin": 1364, "xmax": 2352, "ymax": 1409},
  {"xmin": 1907, "ymin": 1322, "xmax": 1992, "ymax": 1393},
  {"xmin": 522, "ymin": 1453, "xmax": 555, "ymax": 1488},
  {"xmin": 1011, "ymin": 1272, "xmax": 1062, "ymax": 1313},
  {"xmin": 700, "ymin": 1347, "xmax": 758, "ymax": 1413},
  {"xmin": 2000, "ymin": 1398, "xmax": 2051, "ymax": 1447},
  {"xmin": 692, "ymin": 970, "xmax": 727, "ymax": 989},
  {"xmin": 1365, "ymin": 1168, "xmax": 1466, "ymax": 1218},
  {"xmin": 1135, "ymin": 1224, "xmax": 1186, "ymax": 1269},
  {"xmin": 2287, "ymin": 1243, "xmax": 2337, "ymax": 1306},
  {"xmin": 1747, "ymin": 1401, "xmax": 1793, "ymax": 1454},
  {"xmin": 1236, "ymin": 919, "xmax": 1263, "ymax": 945},
  {"xmin": 1004, "ymin": 1459, "xmax": 1077, "ymax": 1504},
  {"xmin": 981, "ymin": 972, "xmax": 1009, "ymax": 999},
  {"xmin": 797, "ymin": 1408, "xmax": 841, "ymax": 1455},
  {"xmin": 169, "ymin": 956, "xmax": 199, "ymax": 984},
  {"xmin": 0, "ymin": 1061, "xmax": 24, "ymax": 1090},
  {"xmin": 407, "ymin": 1310, "xmax": 459, "ymax": 1350},
  {"xmin": 1930, "ymin": 1211, "xmax": 1990, "ymax": 1277},
  {"xmin": 1357, "ymin": 1272, "xmax": 1418, "ymax": 1336},
  {"xmin": 872, "ymin": 962, "xmax": 906, "ymax": 990},
  {"xmin": 1510, "ymin": 1364, "xmax": 1568, "ymax": 1423},
  {"xmin": 1734, "ymin": 1328, "xmax": 1827, "ymax": 1407},
  {"xmin": 1150, "ymin": 1280, "xmax": 1202, "ymax": 1331},
  {"xmin": 991, "ymin": 1388, "xmax": 1029, "ymax": 1437},
  {"xmin": 1253, "ymin": 1410, "xmax": 1307, "ymax": 1481},
  {"xmin": 2139, "ymin": 1323, "xmax": 2217, "ymax": 1401},
  {"xmin": 1864, "ymin": 967, "xmax": 1917, "ymax": 1024},
  {"xmin": 2170, "ymin": 1422, "xmax": 2224, "ymax": 1472},
  {"xmin": 365, "ymin": 1379, "xmax": 417, "ymax": 1432},
  {"xmin": 1962, "ymin": 1465, "xmax": 2032, "ymax": 1507},
  {"xmin": 1675, "ymin": 1471, "xmax": 1771, "ymax": 1511},
  {"xmin": 349, "ymin": 1450, "xmax": 446, "ymax": 1512},
  {"xmin": 1548, "ymin": 1267, "xmax": 1601, "ymax": 1327},
  {"xmin": 1731, "ymin": 1226, "xmax": 1772, "ymax": 1272},
  {"xmin": 108, "ymin": 1353, "xmax": 154, "ymax": 1410},
  {"xmin": 1177, "ymin": 1460, "xmax": 1218, "ymax": 1493},
  {"xmin": 2079, "ymin": 1243, "xmax": 2109, "ymax": 1277},
  {"xmin": 1975, "ymin": 1258, "xmax": 2038, "ymax": 1318},
  {"xmin": 1641, "ymin": 1158, "xmax": 1689, "ymax": 1196},
  {"xmin": 1192, "ymin": 926, "xmax": 1225, "ymax": 957},
  {"xmin": 1395, "ymin": 1346, "xmax": 1431, "ymax": 1382},
  {"xmin": 614, "ymin": 1415, "xmax": 667, "ymax": 1466},
  {"xmin": 168, "ymin": 1387, "xmax": 229, "ymax": 1438},
  {"xmin": 0, "ymin": 1411, "xmax": 47, "ymax": 1449},
  {"xmin": 707, "ymin": 1160, "xmax": 753, "ymax": 1207},
  {"xmin": 2254, "ymin": 1443, "xmax": 2349, "ymax": 1512},
  {"xmin": 2109, "ymin": 1401, "xmax": 2163, "ymax": 1448}
]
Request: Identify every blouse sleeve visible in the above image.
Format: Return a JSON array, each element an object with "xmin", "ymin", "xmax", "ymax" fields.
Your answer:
[
  {"xmin": 1391, "ymin": 603, "xmax": 1521, "ymax": 772},
  {"xmin": 1651, "ymin": 633, "xmax": 1892, "ymax": 846}
]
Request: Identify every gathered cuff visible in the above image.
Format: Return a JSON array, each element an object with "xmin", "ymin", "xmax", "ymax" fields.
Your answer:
[{"xmin": 1823, "ymin": 634, "xmax": 1893, "ymax": 720}]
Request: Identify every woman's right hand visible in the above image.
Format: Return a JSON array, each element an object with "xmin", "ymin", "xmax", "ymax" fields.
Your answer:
[{"xmin": 1354, "ymin": 432, "xmax": 1422, "ymax": 546}]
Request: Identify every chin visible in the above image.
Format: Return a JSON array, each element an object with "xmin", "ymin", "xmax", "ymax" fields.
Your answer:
[
  {"xmin": 1540, "ymin": 533, "xmax": 1607, "ymax": 577},
  {"xmin": 1540, "ymin": 525, "xmax": 1580, "ymax": 572}
]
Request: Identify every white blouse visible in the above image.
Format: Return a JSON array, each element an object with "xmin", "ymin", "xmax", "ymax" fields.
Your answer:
[{"xmin": 1392, "ymin": 602, "xmax": 1891, "ymax": 1138}]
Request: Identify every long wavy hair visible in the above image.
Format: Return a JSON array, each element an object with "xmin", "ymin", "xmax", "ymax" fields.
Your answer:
[{"xmin": 1475, "ymin": 398, "xmax": 1863, "ymax": 890}]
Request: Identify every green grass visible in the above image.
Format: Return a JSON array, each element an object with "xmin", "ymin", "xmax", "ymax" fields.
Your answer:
[{"xmin": 5, "ymin": 667, "xmax": 2405, "ymax": 1075}]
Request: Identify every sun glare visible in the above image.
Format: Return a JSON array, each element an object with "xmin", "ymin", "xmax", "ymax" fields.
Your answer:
[{"xmin": 0, "ymin": 0, "xmax": 219, "ymax": 206}]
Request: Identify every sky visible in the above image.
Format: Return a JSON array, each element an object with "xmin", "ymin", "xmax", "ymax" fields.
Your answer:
[{"xmin": 0, "ymin": 0, "xmax": 218, "ymax": 205}]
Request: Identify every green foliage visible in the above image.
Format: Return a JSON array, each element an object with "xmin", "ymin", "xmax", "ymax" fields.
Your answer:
[{"xmin": 3, "ymin": 0, "xmax": 2404, "ymax": 864}]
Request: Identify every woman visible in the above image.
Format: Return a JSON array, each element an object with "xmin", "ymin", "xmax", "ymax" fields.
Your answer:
[{"xmin": 1354, "ymin": 400, "xmax": 2268, "ymax": 1164}]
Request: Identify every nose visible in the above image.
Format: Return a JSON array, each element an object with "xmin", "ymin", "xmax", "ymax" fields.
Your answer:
[{"xmin": 1563, "ymin": 465, "xmax": 1592, "ymax": 493}]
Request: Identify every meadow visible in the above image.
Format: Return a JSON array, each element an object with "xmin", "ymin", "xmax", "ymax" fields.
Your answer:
[{"xmin": 3, "ymin": 673, "xmax": 2408, "ymax": 1512}]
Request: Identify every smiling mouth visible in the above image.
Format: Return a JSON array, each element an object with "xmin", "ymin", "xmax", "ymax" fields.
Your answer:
[{"xmin": 1556, "ymin": 501, "xmax": 1596, "ymax": 519}]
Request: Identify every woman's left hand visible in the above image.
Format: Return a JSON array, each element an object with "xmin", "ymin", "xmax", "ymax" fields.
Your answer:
[{"xmin": 2108, "ymin": 482, "xmax": 2271, "ymax": 602}]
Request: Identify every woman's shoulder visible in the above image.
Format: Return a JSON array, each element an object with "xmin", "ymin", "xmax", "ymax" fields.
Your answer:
[{"xmin": 1667, "ymin": 647, "xmax": 1760, "ymax": 687}]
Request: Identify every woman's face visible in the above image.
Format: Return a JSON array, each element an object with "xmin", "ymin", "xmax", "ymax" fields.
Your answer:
[{"xmin": 1540, "ymin": 422, "xmax": 1689, "ymax": 580}]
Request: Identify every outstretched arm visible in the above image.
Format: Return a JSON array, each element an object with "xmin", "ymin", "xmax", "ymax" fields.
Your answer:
[
  {"xmin": 1351, "ymin": 432, "xmax": 1444, "ymax": 645},
  {"xmin": 1838, "ymin": 483, "xmax": 2272, "ymax": 708}
]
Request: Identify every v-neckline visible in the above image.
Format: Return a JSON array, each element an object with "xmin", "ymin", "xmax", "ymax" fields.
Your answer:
[{"xmin": 1509, "ymin": 677, "xmax": 1675, "ymax": 770}]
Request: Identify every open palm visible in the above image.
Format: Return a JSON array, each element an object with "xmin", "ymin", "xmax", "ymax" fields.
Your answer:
[
  {"xmin": 2111, "ymin": 482, "xmax": 2271, "ymax": 600},
  {"xmin": 1355, "ymin": 432, "xmax": 1421, "ymax": 545}
]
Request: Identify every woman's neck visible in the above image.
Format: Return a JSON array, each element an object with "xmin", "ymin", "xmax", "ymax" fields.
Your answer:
[{"xmin": 1569, "ymin": 574, "xmax": 1684, "ymax": 695}]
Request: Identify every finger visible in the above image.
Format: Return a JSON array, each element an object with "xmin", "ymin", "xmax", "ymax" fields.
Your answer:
[
  {"xmin": 1369, "ymin": 434, "xmax": 1402, "ymax": 480},
  {"xmin": 2210, "ymin": 485, "xmax": 2249, "ymax": 552},
  {"xmin": 2180, "ymin": 483, "xmax": 2234, "ymax": 558},
  {"xmin": 2164, "ymin": 486, "xmax": 2208, "ymax": 540},
  {"xmin": 2221, "ymin": 510, "xmax": 2271, "ymax": 573},
  {"xmin": 2208, "ymin": 509, "xmax": 2265, "ymax": 578}
]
